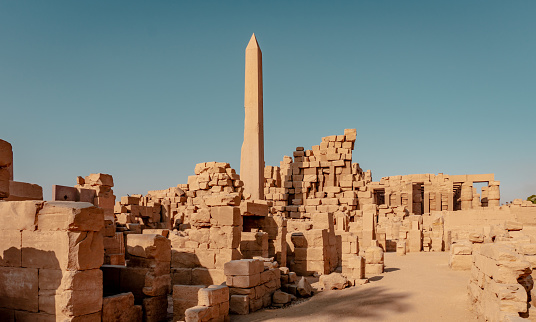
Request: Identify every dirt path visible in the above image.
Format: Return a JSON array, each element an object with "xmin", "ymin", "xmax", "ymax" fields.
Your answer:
[{"xmin": 231, "ymin": 252, "xmax": 477, "ymax": 322}]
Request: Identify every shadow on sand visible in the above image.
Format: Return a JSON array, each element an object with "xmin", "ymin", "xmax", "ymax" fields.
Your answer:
[{"xmin": 232, "ymin": 285, "xmax": 413, "ymax": 321}]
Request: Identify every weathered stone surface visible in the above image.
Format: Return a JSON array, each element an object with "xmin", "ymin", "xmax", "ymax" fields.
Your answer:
[
  {"xmin": 173, "ymin": 285, "xmax": 205, "ymax": 321},
  {"xmin": 0, "ymin": 267, "xmax": 38, "ymax": 312},
  {"xmin": 102, "ymin": 292, "xmax": 142, "ymax": 322},
  {"xmin": 22, "ymin": 230, "xmax": 104, "ymax": 270},
  {"xmin": 319, "ymin": 272, "xmax": 349, "ymax": 290},
  {"xmin": 0, "ymin": 229, "xmax": 21, "ymax": 267},
  {"xmin": 142, "ymin": 295, "xmax": 167, "ymax": 322},
  {"xmin": 126, "ymin": 234, "xmax": 171, "ymax": 262},
  {"xmin": 198, "ymin": 285, "xmax": 229, "ymax": 306},
  {"xmin": 184, "ymin": 305, "xmax": 211, "ymax": 322},
  {"xmin": 4, "ymin": 181, "xmax": 43, "ymax": 201},
  {"xmin": 272, "ymin": 290, "xmax": 291, "ymax": 304},
  {"xmin": 85, "ymin": 173, "xmax": 114, "ymax": 187},
  {"xmin": 297, "ymin": 276, "xmax": 312, "ymax": 297},
  {"xmin": 38, "ymin": 201, "xmax": 104, "ymax": 232},
  {"xmin": 0, "ymin": 200, "xmax": 43, "ymax": 230},
  {"xmin": 224, "ymin": 259, "xmax": 264, "ymax": 276},
  {"xmin": 39, "ymin": 269, "xmax": 103, "ymax": 317},
  {"xmin": 229, "ymin": 294, "xmax": 249, "ymax": 315}
]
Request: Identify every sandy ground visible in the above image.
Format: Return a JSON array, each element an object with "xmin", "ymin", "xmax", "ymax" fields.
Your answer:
[{"xmin": 230, "ymin": 252, "xmax": 478, "ymax": 322}]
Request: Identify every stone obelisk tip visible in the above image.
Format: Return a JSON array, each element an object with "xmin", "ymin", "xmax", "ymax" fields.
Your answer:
[{"xmin": 247, "ymin": 33, "xmax": 260, "ymax": 50}]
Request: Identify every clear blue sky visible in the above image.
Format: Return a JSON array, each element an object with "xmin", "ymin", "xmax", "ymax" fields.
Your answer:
[{"xmin": 1, "ymin": 1, "xmax": 534, "ymax": 203}]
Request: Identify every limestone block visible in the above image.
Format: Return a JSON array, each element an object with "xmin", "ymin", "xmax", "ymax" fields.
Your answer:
[
  {"xmin": 517, "ymin": 244, "xmax": 536, "ymax": 256},
  {"xmin": 184, "ymin": 305, "xmax": 211, "ymax": 321},
  {"xmin": 189, "ymin": 228, "xmax": 210, "ymax": 244},
  {"xmin": 224, "ymin": 259, "xmax": 264, "ymax": 276},
  {"xmin": 480, "ymin": 244, "xmax": 518, "ymax": 262},
  {"xmin": 397, "ymin": 240, "xmax": 407, "ymax": 256},
  {"xmin": 142, "ymin": 295, "xmax": 167, "ymax": 322},
  {"xmin": 297, "ymin": 276, "xmax": 312, "ymax": 297},
  {"xmin": 227, "ymin": 273, "xmax": 260, "ymax": 288},
  {"xmin": 142, "ymin": 272, "xmax": 171, "ymax": 297},
  {"xmin": 272, "ymin": 290, "xmax": 291, "ymax": 304},
  {"xmin": 319, "ymin": 272, "xmax": 349, "ymax": 290},
  {"xmin": 215, "ymin": 248, "xmax": 241, "ymax": 268},
  {"xmin": 365, "ymin": 263, "xmax": 384, "ymax": 276},
  {"xmin": 210, "ymin": 206, "xmax": 241, "ymax": 226},
  {"xmin": 0, "ymin": 267, "xmax": 38, "ymax": 312},
  {"xmin": 171, "ymin": 268, "xmax": 192, "ymax": 285},
  {"xmin": 22, "ymin": 230, "xmax": 104, "ymax": 270},
  {"xmin": 38, "ymin": 269, "xmax": 103, "ymax": 316},
  {"xmin": 173, "ymin": 285, "xmax": 205, "ymax": 321},
  {"xmin": 449, "ymin": 254, "xmax": 473, "ymax": 270},
  {"xmin": 505, "ymin": 221, "xmax": 523, "ymax": 231},
  {"xmin": 451, "ymin": 242, "xmax": 472, "ymax": 255},
  {"xmin": 85, "ymin": 173, "xmax": 114, "ymax": 187},
  {"xmin": 195, "ymin": 249, "xmax": 216, "ymax": 269},
  {"xmin": 6, "ymin": 181, "xmax": 43, "ymax": 201},
  {"xmin": 230, "ymin": 295, "xmax": 249, "ymax": 315},
  {"xmin": 0, "ymin": 200, "xmax": 43, "ymax": 230},
  {"xmin": 303, "ymin": 229, "xmax": 328, "ymax": 247},
  {"xmin": 209, "ymin": 226, "xmax": 240, "ymax": 249},
  {"xmin": 365, "ymin": 246, "xmax": 384, "ymax": 264},
  {"xmin": 0, "ymin": 229, "xmax": 21, "ymax": 267},
  {"xmin": 346, "ymin": 254, "xmax": 365, "ymax": 279},
  {"xmin": 142, "ymin": 229, "xmax": 169, "ymax": 238},
  {"xmin": 198, "ymin": 285, "xmax": 229, "ymax": 306},
  {"xmin": 37, "ymin": 201, "xmax": 104, "ymax": 232},
  {"xmin": 171, "ymin": 251, "xmax": 200, "ymax": 268},
  {"xmin": 250, "ymin": 297, "xmax": 263, "ymax": 312},
  {"xmin": 126, "ymin": 234, "xmax": 171, "ymax": 262},
  {"xmin": 204, "ymin": 193, "xmax": 241, "ymax": 207},
  {"xmin": 240, "ymin": 201, "xmax": 269, "ymax": 216},
  {"xmin": 192, "ymin": 267, "xmax": 226, "ymax": 285},
  {"xmin": 102, "ymin": 292, "xmax": 142, "ymax": 322}
]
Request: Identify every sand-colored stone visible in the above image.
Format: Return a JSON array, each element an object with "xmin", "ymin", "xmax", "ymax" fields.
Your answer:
[{"xmin": 240, "ymin": 33, "xmax": 264, "ymax": 201}]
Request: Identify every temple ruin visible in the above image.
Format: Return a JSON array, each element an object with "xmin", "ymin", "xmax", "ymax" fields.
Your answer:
[{"xmin": 1, "ymin": 34, "xmax": 536, "ymax": 322}]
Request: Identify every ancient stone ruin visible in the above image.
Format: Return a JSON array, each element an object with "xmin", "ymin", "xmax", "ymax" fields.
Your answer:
[{"xmin": 1, "ymin": 34, "xmax": 536, "ymax": 322}]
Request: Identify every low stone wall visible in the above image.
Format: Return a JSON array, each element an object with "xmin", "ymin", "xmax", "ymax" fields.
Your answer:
[{"xmin": 468, "ymin": 243, "xmax": 533, "ymax": 321}]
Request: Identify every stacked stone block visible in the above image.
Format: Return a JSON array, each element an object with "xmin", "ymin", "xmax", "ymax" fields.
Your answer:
[
  {"xmin": 102, "ymin": 292, "xmax": 142, "ymax": 322},
  {"xmin": 449, "ymin": 240, "xmax": 473, "ymax": 270},
  {"xmin": 115, "ymin": 194, "xmax": 163, "ymax": 231},
  {"xmin": 469, "ymin": 243, "xmax": 533, "ymax": 321},
  {"xmin": 225, "ymin": 259, "xmax": 281, "ymax": 314},
  {"xmin": 339, "ymin": 232, "xmax": 365, "ymax": 283},
  {"xmin": 123, "ymin": 234, "xmax": 171, "ymax": 322},
  {"xmin": 184, "ymin": 285, "xmax": 230, "ymax": 322},
  {"xmin": 364, "ymin": 244, "xmax": 384, "ymax": 277},
  {"xmin": 289, "ymin": 229, "xmax": 335, "ymax": 275},
  {"xmin": 0, "ymin": 200, "xmax": 104, "ymax": 321},
  {"xmin": 170, "ymin": 205, "xmax": 242, "ymax": 285}
]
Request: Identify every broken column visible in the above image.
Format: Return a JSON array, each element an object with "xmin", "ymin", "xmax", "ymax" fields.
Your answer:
[{"xmin": 240, "ymin": 33, "xmax": 264, "ymax": 201}]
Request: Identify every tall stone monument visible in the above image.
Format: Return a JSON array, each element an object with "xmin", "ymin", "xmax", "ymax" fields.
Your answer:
[{"xmin": 240, "ymin": 33, "xmax": 264, "ymax": 200}]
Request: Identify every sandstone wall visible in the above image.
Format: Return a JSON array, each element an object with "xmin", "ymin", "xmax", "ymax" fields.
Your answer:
[{"xmin": 0, "ymin": 200, "xmax": 104, "ymax": 321}]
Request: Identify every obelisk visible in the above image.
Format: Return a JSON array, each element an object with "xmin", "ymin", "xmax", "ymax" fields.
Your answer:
[{"xmin": 240, "ymin": 33, "xmax": 264, "ymax": 200}]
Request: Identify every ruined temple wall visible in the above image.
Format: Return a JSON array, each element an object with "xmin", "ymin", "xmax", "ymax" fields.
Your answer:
[{"xmin": 0, "ymin": 200, "xmax": 104, "ymax": 321}]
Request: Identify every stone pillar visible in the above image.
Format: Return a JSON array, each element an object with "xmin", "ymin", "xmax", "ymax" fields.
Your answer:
[
  {"xmin": 240, "ymin": 34, "xmax": 264, "ymax": 200},
  {"xmin": 460, "ymin": 182, "xmax": 473, "ymax": 210},
  {"xmin": 488, "ymin": 181, "xmax": 500, "ymax": 207}
]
